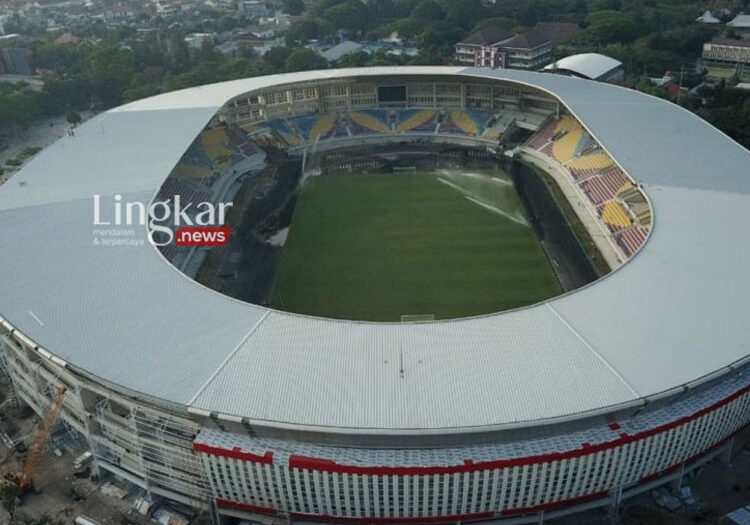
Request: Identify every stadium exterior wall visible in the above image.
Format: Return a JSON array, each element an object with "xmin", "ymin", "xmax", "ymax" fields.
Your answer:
[{"xmin": 2, "ymin": 285, "xmax": 750, "ymax": 523}]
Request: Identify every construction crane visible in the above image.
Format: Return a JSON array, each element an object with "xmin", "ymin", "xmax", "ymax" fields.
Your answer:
[{"xmin": 4, "ymin": 385, "xmax": 66, "ymax": 492}]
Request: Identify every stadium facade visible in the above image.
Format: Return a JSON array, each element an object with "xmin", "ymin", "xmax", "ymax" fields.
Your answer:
[{"xmin": 0, "ymin": 67, "xmax": 749, "ymax": 524}]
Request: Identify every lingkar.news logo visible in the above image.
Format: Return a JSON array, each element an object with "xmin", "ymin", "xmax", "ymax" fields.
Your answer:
[{"xmin": 92, "ymin": 194, "xmax": 233, "ymax": 247}]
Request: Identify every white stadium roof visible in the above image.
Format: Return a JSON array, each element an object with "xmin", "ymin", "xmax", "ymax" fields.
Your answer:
[
  {"xmin": 543, "ymin": 53, "xmax": 622, "ymax": 80},
  {"xmin": 1, "ymin": 67, "xmax": 749, "ymax": 435}
]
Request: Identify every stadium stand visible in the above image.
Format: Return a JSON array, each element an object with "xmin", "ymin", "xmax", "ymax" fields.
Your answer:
[
  {"xmin": 551, "ymin": 116, "xmax": 584, "ymax": 163},
  {"xmin": 616, "ymin": 226, "xmax": 650, "ymax": 257},
  {"xmin": 157, "ymin": 178, "xmax": 211, "ymax": 206},
  {"xmin": 579, "ymin": 170, "xmax": 630, "ymax": 204},
  {"xmin": 240, "ymin": 108, "xmax": 522, "ymax": 147},
  {"xmin": 291, "ymin": 113, "xmax": 340, "ymax": 142},
  {"xmin": 201, "ymin": 128, "xmax": 239, "ymax": 169},
  {"xmin": 599, "ymin": 200, "xmax": 632, "ymax": 231},
  {"xmin": 525, "ymin": 117, "xmax": 559, "ymax": 151},
  {"xmin": 566, "ymin": 152, "xmax": 615, "ymax": 173},
  {"xmin": 523, "ymin": 115, "xmax": 649, "ymax": 258},
  {"xmin": 443, "ymin": 110, "xmax": 492, "ymax": 136},
  {"xmin": 349, "ymin": 110, "xmax": 391, "ymax": 135},
  {"xmin": 397, "ymin": 109, "xmax": 438, "ymax": 133}
]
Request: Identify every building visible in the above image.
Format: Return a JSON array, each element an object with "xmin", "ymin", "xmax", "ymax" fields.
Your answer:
[
  {"xmin": 696, "ymin": 10, "xmax": 721, "ymax": 24},
  {"xmin": 239, "ymin": 0, "xmax": 269, "ymax": 19},
  {"xmin": 0, "ymin": 67, "xmax": 749, "ymax": 525},
  {"xmin": 0, "ymin": 47, "xmax": 31, "ymax": 76},
  {"xmin": 543, "ymin": 53, "xmax": 624, "ymax": 82},
  {"xmin": 320, "ymin": 40, "xmax": 363, "ymax": 62},
  {"xmin": 455, "ymin": 27, "xmax": 552, "ymax": 69},
  {"xmin": 184, "ymin": 32, "xmax": 215, "ymax": 52},
  {"xmin": 702, "ymin": 37, "xmax": 750, "ymax": 81},
  {"xmin": 496, "ymin": 29, "xmax": 552, "ymax": 69},
  {"xmin": 454, "ymin": 26, "xmax": 512, "ymax": 66},
  {"xmin": 727, "ymin": 13, "xmax": 750, "ymax": 32}
]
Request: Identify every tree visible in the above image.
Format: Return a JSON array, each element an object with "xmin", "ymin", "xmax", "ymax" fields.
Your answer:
[
  {"xmin": 285, "ymin": 48, "xmax": 328, "ymax": 72},
  {"xmin": 416, "ymin": 20, "xmax": 463, "ymax": 51},
  {"xmin": 324, "ymin": 1, "xmax": 370, "ymax": 33},
  {"xmin": 444, "ymin": 0, "xmax": 486, "ymax": 31},
  {"xmin": 285, "ymin": 18, "xmax": 334, "ymax": 46},
  {"xmin": 584, "ymin": 10, "xmax": 640, "ymax": 45},
  {"xmin": 283, "ymin": 0, "xmax": 305, "ymax": 16},
  {"xmin": 83, "ymin": 45, "xmax": 136, "ymax": 108},
  {"xmin": 264, "ymin": 46, "xmax": 293, "ymax": 72},
  {"xmin": 370, "ymin": 0, "xmax": 398, "ymax": 20},
  {"xmin": 389, "ymin": 17, "xmax": 422, "ymax": 39},
  {"xmin": 0, "ymin": 483, "xmax": 19, "ymax": 515},
  {"xmin": 411, "ymin": 0, "xmax": 443, "ymax": 21},
  {"xmin": 66, "ymin": 108, "xmax": 82, "ymax": 125}
]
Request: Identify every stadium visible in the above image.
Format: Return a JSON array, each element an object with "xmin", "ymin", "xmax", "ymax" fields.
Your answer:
[{"xmin": 0, "ymin": 66, "xmax": 749, "ymax": 524}]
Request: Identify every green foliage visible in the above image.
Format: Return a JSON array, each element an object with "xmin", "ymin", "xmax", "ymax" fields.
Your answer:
[
  {"xmin": 411, "ymin": 0, "xmax": 444, "ymax": 21},
  {"xmin": 444, "ymin": 0, "xmax": 487, "ymax": 31},
  {"xmin": 21, "ymin": 515, "xmax": 65, "ymax": 525},
  {"xmin": 0, "ymin": 482, "xmax": 19, "ymax": 513},
  {"xmin": 283, "ymin": 0, "xmax": 306, "ymax": 15},
  {"xmin": 285, "ymin": 18, "xmax": 335, "ymax": 46},
  {"xmin": 20, "ymin": 146, "xmax": 42, "ymax": 158},
  {"xmin": 285, "ymin": 48, "xmax": 329, "ymax": 71},
  {"xmin": 66, "ymin": 108, "xmax": 82, "ymax": 125},
  {"xmin": 388, "ymin": 17, "xmax": 423, "ymax": 39},
  {"xmin": 582, "ymin": 10, "xmax": 640, "ymax": 44},
  {"xmin": 369, "ymin": 0, "xmax": 401, "ymax": 20},
  {"xmin": 264, "ymin": 46, "xmax": 294, "ymax": 71},
  {"xmin": 83, "ymin": 44, "xmax": 136, "ymax": 108},
  {"xmin": 324, "ymin": 0, "xmax": 370, "ymax": 33},
  {"xmin": 417, "ymin": 20, "xmax": 464, "ymax": 51},
  {"xmin": 698, "ymin": 88, "xmax": 750, "ymax": 149}
]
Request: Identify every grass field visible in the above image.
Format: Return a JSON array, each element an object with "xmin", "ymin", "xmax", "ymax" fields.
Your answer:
[{"xmin": 271, "ymin": 170, "xmax": 561, "ymax": 321}]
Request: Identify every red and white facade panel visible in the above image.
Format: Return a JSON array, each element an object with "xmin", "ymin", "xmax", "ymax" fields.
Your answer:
[{"xmin": 194, "ymin": 368, "xmax": 750, "ymax": 522}]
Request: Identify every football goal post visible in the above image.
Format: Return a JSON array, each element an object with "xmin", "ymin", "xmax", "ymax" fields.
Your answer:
[{"xmin": 393, "ymin": 166, "xmax": 417, "ymax": 174}]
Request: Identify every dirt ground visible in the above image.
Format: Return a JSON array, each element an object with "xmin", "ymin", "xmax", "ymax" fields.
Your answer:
[{"xmin": 0, "ymin": 112, "xmax": 95, "ymax": 184}]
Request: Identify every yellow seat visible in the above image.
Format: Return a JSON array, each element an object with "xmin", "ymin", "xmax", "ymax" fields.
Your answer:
[
  {"xmin": 396, "ymin": 110, "xmax": 436, "ymax": 132},
  {"xmin": 552, "ymin": 117, "xmax": 583, "ymax": 163},
  {"xmin": 566, "ymin": 153, "xmax": 614, "ymax": 171},
  {"xmin": 201, "ymin": 129, "xmax": 235, "ymax": 168},
  {"xmin": 449, "ymin": 111, "xmax": 479, "ymax": 136},
  {"xmin": 601, "ymin": 200, "xmax": 632, "ymax": 229},
  {"xmin": 350, "ymin": 111, "xmax": 390, "ymax": 134},
  {"xmin": 310, "ymin": 114, "xmax": 335, "ymax": 141}
]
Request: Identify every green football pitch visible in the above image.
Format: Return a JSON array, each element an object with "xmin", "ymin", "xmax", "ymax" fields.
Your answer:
[{"xmin": 271, "ymin": 170, "xmax": 561, "ymax": 321}]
